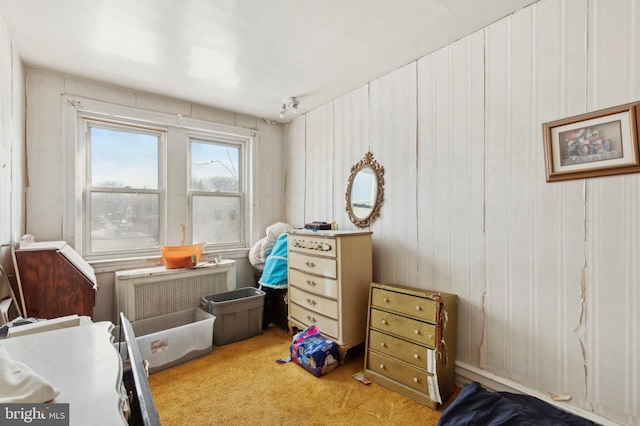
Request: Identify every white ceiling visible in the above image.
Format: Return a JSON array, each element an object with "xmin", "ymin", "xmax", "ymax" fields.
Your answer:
[{"xmin": 0, "ymin": 0, "xmax": 538, "ymax": 122}]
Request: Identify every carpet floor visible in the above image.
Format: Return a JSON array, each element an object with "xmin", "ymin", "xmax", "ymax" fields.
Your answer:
[{"xmin": 148, "ymin": 325, "xmax": 459, "ymax": 425}]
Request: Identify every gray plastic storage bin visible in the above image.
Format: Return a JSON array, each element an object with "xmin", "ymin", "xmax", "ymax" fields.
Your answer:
[{"xmin": 201, "ymin": 287, "xmax": 265, "ymax": 345}]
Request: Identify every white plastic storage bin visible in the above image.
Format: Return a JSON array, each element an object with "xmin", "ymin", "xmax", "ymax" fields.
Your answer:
[
  {"xmin": 124, "ymin": 308, "xmax": 215, "ymax": 373},
  {"xmin": 201, "ymin": 287, "xmax": 265, "ymax": 345}
]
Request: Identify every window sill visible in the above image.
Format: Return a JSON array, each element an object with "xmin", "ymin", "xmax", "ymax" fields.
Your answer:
[{"xmin": 88, "ymin": 247, "xmax": 250, "ymax": 274}]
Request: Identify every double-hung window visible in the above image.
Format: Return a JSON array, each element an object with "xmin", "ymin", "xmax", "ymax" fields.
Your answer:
[
  {"xmin": 190, "ymin": 137, "xmax": 244, "ymax": 247},
  {"xmin": 86, "ymin": 121, "xmax": 164, "ymax": 257},
  {"xmin": 67, "ymin": 97, "xmax": 255, "ymax": 261}
]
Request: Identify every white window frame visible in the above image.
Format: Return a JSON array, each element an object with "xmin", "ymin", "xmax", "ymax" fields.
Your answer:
[
  {"xmin": 63, "ymin": 96, "xmax": 257, "ymax": 262},
  {"xmin": 188, "ymin": 133, "xmax": 247, "ymax": 248}
]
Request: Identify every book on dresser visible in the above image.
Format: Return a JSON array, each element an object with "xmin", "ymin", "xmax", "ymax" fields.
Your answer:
[{"xmin": 364, "ymin": 282, "xmax": 457, "ymax": 409}]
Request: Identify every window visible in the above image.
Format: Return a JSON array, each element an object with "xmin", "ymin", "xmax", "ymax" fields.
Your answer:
[
  {"xmin": 190, "ymin": 138, "xmax": 243, "ymax": 246},
  {"xmin": 67, "ymin": 97, "xmax": 255, "ymax": 261},
  {"xmin": 86, "ymin": 121, "xmax": 163, "ymax": 256}
]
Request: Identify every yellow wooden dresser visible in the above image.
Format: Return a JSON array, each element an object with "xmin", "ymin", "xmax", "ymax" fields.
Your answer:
[
  {"xmin": 287, "ymin": 229, "xmax": 372, "ymax": 359},
  {"xmin": 364, "ymin": 282, "xmax": 457, "ymax": 409}
]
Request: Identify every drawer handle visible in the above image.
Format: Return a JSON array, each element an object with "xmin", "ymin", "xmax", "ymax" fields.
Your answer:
[
  {"xmin": 381, "ymin": 319, "xmax": 387, "ymax": 325},
  {"xmin": 413, "ymin": 377, "xmax": 419, "ymax": 383},
  {"xmin": 413, "ymin": 353, "xmax": 419, "ymax": 359},
  {"xmin": 415, "ymin": 305, "xmax": 421, "ymax": 311},
  {"xmin": 305, "ymin": 261, "xmax": 316, "ymax": 268},
  {"xmin": 306, "ymin": 298, "xmax": 317, "ymax": 306},
  {"xmin": 379, "ymin": 363, "xmax": 385, "ymax": 370},
  {"xmin": 383, "ymin": 297, "xmax": 389, "ymax": 303},
  {"xmin": 293, "ymin": 240, "xmax": 329, "ymax": 251},
  {"xmin": 317, "ymin": 243, "xmax": 331, "ymax": 251},
  {"xmin": 380, "ymin": 342, "xmax": 386, "ymax": 348},
  {"xmin": 414, "ymin": 329, "xmax": 420, "ymax": 335},
  {"xmin": 305, "ymin": 279, "xmax": 317, "ymax": 287},
  {"xmin": 306, "ymin": 315, "xmax": 317, "ymax": 323}
]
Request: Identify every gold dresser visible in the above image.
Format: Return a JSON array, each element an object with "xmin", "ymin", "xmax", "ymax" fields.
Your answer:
[
  {"xmin": 364, "ymin": 282, "xmax": 457, "ymax": 409},
  {"xmin": 287, "ymin": 229, "xmax": 372, "ymax": 359}
]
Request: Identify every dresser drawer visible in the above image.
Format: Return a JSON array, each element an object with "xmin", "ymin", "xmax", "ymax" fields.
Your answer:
[
  {"xmin": 289, "ymin": 253, "xmax": 337, "ymax": 279},
  {"xmin": 371, "ymin": 287, "xmax": 438, "ymax": 322},
  {"xmin": 289, "ymin": 235, "xmax": 337, "ymax": 258},
  {"xmin": 367, "ymin": 351, "xmax": 431, "ymax": 394},
  {"xmin": 290, "ymin": 302, "xmax": 338, "ymax": 338},
  {"xmin": 289, "ymin": 269, "xmax": 338, "ymax": 298},
  {"xmin": 369, "ymin": 309, "xmax": 436, "ymax": 348},
  {"xmin": 368, "ymin": 329, "xmax": 436, "ymax": 373},
  {"xmin": 289, "ymin": 286, "xmax": 338, "ymax": 318}
]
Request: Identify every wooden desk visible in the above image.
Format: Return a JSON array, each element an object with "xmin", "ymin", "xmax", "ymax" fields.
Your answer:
[
  {"xmin": 1, "ymin": 322, "xmax": 127, "ymax": 426},
  {"xmin": 14, "ymin": 241, "xmax": 97, "ymax": 319}
]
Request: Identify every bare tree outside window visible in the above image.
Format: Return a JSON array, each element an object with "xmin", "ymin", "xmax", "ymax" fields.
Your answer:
[
  {"xmin": 89, "ymin": 125, "xmax": 161, "ymax": 254},
  {"xmin": 190, "ymin": 140, "xmax": 243, "ymax": 245}
]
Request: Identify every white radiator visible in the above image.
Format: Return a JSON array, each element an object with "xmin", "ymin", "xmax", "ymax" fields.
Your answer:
[{"xmin": 115, "ymin": 260, "xmax": 236, "ymax": 321}]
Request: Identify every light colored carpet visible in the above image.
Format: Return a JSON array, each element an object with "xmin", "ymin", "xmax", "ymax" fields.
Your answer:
[{"xmin": 148, "ymin": 325, "xmax": 458, "ymax": 425}]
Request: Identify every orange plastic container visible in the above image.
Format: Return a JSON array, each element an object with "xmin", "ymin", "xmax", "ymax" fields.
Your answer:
[{"xmin": 160, "ymin": 243, "xmax": 205, "ymax": 269}]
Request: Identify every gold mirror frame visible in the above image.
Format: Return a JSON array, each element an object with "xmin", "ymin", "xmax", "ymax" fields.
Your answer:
[{"xmin": 345, "ymin": 152, "xmax": 385, "ymax": 228}]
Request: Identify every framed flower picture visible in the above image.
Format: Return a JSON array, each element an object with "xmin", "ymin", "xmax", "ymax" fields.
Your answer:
[{"xmin": 542, "ymin": 102, "xmax": 640, "ymax": 182}]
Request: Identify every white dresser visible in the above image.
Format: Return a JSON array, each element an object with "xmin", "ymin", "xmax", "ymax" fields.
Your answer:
[
  {"xmin": 287, "ymin": 229, "xmax": 372, "ymax": 358},
  {"xmin": 1, "ymin": 322, "xmax": 128, "ymax": 425}
]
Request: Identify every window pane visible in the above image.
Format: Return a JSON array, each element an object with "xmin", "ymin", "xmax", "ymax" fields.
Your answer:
[
  {"xmin": 192, "ymin": 195, "xmax": 241, "ymax": 244},
  {"xmin": 191, "ymin": 141, "xmax": 240, "ymax": 192},
  {"xmin": 90, "ymin": 192, "xmax": 159, "ymax": 253},
  {"xmin": 91, "ymin": 126, "xmax": 159, "ymax": 189}
]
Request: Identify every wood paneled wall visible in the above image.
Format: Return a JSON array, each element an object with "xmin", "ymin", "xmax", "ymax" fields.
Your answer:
[
  {"xmin": 0, "ymin": 17, "xmax": 11, "ymax": 249},
  {"xmin": 0, "ymin": 15, "xmax": 25, "ymax": 265},
  {"xmin": 285, "ymin": 1, "xmax": 639, "ymax": 424}
]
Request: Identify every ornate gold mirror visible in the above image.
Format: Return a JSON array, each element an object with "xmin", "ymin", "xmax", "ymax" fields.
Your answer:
[{"xmin": 345, "ymin": 152, "xmax": 384, "ymax": 228}]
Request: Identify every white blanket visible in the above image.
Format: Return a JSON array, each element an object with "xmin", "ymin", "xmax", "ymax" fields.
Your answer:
[{"xmin": 0, "ymin": 344, "xmax": 59, "ymax": 403}]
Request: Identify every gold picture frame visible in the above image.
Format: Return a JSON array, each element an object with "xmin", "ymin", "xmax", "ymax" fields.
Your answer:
[{"xmin": 542, "ymin": 102, "xmax": 640, "ymax": 182}]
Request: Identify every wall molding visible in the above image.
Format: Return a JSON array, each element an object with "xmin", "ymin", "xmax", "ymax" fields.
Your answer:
[{"xmin": 455, "ymin": 361, "xmax": 618, "ymax": 426}]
